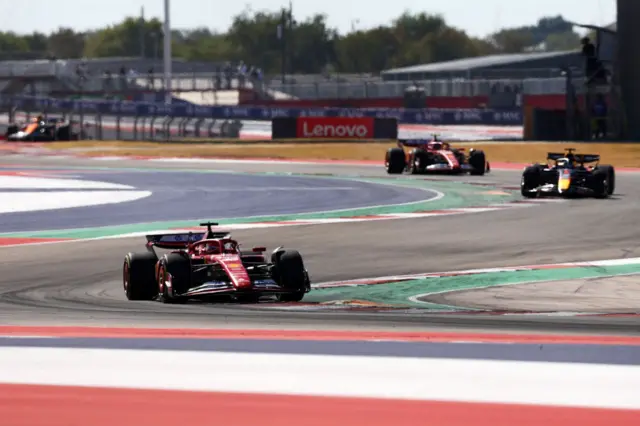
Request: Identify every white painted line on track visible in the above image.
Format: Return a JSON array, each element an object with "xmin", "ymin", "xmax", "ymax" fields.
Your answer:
[
  {"xmin": 149, "ymin": 157, "xmax": 379, "ymax": 166},
  {"xmin": 0, "ymin": 336, "xmax": 57, "ymax": 339},
  {"xmin": 192, "ymin": 186, "xmax": 360, "ymax": 192},
  {"xmin": 0, "ymin": 347, "xmax": 638, "ymax": 409},
  {"xmin": 0, "ymin": 191, "xmax": 152, "ymax": 213},
  {"xmin": 0, "ymin": 175, "xmax": 135, "ymax": 190},
  {"xmin": 0, "ymin": 175, "xmax": 153, "ymax": 214}
]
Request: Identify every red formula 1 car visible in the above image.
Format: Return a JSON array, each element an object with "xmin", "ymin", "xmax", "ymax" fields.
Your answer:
[
  {"xmin": 385, "ymin": 136, "xmax": 490, "ymax": 175},
  {"xmin": 123, "ymin": 222, "xmax": 311, "ymax": 304}
]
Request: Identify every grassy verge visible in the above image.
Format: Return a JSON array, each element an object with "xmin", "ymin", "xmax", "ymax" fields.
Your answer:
[{"xmin": 43, "ymin": 140, "xmax": 640, "ymax": 167}]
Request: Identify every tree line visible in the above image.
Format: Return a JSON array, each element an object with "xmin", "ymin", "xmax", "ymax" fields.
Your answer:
[{"xmin": 0, "ymin": 11, "xmax": 582, "ymax": 74}]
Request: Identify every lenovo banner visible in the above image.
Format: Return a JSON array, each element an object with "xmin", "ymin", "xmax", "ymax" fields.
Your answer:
[
  {"xmin": 297, "ymin": 117, "xmax": 373, "ymax": 139},
  {"xmin": 272, "ymin": 117, "xmax": 397, "ymax": 139}
]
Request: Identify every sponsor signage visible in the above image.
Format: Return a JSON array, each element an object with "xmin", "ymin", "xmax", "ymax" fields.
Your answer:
[
  {"xmin": 296, "ymin": 117, "xmax": 374, "ymax": 139},
  {"xmin": 5, "ymin": 95, "xmax": 523, "ymax": 125}
]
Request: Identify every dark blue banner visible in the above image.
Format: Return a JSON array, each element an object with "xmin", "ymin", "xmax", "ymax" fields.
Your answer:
[{"xmin": 2, "ymin": 95, "xmax": 523, "ymax": 126}]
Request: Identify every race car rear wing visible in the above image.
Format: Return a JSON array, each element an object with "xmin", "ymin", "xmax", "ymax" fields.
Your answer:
[
  {"xmin": 547, "ymin": 152, "xmax": 600, "ymax": 164},
  {"xmin": 145, "ymin": 232, "xmax": 210, "ymax": 250},
  {"xmin": 397, "ymin": 139, "xmax": 430, "ymax": 147},
  {"xmin": 397, "ymin": 138, "xmax": 458, "ymax": 149}
]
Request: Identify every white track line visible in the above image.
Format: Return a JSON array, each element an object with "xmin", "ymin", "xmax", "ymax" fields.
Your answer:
[{"xmin": 0, "ymin": 347, "xmax": 638, "ymax": 409}]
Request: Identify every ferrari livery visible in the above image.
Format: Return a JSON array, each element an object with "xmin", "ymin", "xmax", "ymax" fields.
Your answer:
[
  {"xmin": 123, "ymin": 222, "xmax": 311, "ymax": 304},
  {"xmin": 385, "ymin": 136, "xmax": 490, "ymax": 175},
  {"xmin": 521, "ymin": 148, "xmax": 615, "ymax": 198}
]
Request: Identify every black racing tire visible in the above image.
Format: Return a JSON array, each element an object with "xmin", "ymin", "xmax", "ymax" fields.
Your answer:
[
  {"xmin": 160, "ymin": 253, "xmax": 191, "ymax": 303},
  {"xmin": 5, "ymin": 124, "xmax": 19, "ymax": 138},
  {"xmin": 593, "ymin": 165, "xmax": 615, "ymax": 198},
  {"xmin": 521, "ymin": 165, "xmax": 541, "ymax": 198},
  {"xmin": 385, "ymin": 148, "xmax": 406, "ymax": 174},
  {"xmin": 597, "ymin": 164, "xmax": 615, "ymax": 195},
  {"xmin": 55, "ymin": 125, "xmax": 71, "ymax": 141},
  {"xmin": 468, "ymin": 150, "xmax": 486, "ymax": 176},
  {"xmin": 275, "ymin": 250, "xmax": 308, "ymax": 302},
  {"xmin": 123, "ymin": 252, "xmax": 158, "ymax": 301}
]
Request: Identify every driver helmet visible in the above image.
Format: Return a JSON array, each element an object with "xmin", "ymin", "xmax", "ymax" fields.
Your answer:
[
  {"xmin": 431, "ymin": 142, "xmax": 442, "ymax": 150},
  {"xmin": 556, "ymin": 157, "xmax": 572, "ymax": 168},
  {"xmin": 198, "ymin": 242, "xmax": 220, "ymax": 255}
]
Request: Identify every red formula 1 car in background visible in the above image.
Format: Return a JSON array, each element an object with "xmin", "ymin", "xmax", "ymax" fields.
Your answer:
[
  {"xmin": 123, "ymin": 222, "xmax": 311, "ymax": 304},
  {"xmin": 385, "ymin": 136, "xmax": 490, "ymax": 175}
]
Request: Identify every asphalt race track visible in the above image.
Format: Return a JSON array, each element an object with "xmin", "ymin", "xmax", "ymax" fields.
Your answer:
[{"xmin": 1, "ymin": 155, "xmax": 639, "ymax": 334}]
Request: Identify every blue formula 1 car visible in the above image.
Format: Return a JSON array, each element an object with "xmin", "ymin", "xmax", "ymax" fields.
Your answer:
[{"xmin": 520, "ymin": 148, "xmax": 615, "ymax": 198}]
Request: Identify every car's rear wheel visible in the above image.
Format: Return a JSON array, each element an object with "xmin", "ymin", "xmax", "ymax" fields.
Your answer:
[
  {"xmin": 123, "ymin": 252, "xmax": 158, "ymax": 301},
  {"xmin": 56, "ymin": 125, "xmax": 71, "ymax": 141},
  {"xmin": 385, "ymin": 148, "xmax": 406, "ymax": 174},
  {"xmin": 275, "ymin": 250, "xmax": 308, "ymax": 302}
]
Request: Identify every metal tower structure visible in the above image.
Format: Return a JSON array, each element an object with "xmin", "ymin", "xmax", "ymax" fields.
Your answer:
[{"xmin": 617, "ymin": 0, "xmax": 640, "ymax": 139}]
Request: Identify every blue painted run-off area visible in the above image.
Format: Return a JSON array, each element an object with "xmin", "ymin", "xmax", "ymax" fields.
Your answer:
[{"xmin": 0, "ymin": 169, "xmax": 437, "ymax": 233}]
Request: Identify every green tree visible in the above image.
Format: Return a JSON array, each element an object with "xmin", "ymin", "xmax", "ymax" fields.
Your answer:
[
  {"xmin": 0, "ymin": 11, "xmax": 587, "ymax": 73},
  {"xmin": 335, "ymin": 27, "xmax": 399, "ymax": 72},
  {"xmin": 47, "ymin": 28, "xmax": 85, "ymax": 58},
  {"xmin": 427, "ymin": 27, "xmax": 495, "ymax": 62},
  {"xmin": 544, "ymin": 31, "xmax": 581, "ymax": 51},
  {"xmin": 225, "ymin": 9, "xmax": 284, "ymax": 72},
  {"xmin": 490, "ymin": 29, "xmax": 536, "ymax": 53},
  {"xmin": 0, "ymin": 32, "xmax": 31, "ymax": 60},
  {"xmin": 83, "ymin": 17, "xmax": 163, "ymax": 58},
  {"xmin": 487, "ymin": 15, "xmax": 581, "ymax": 53},
  {"xmin": 174, "ymin": 29, "xmax": 236, "ymax": 63},
  {"xmin": 23, "ymin": 32, "xmax": 48, "ymax": 54},
  {"xmin": 288, "ymin": 14, "xmax": 337, "ymax": 73}
]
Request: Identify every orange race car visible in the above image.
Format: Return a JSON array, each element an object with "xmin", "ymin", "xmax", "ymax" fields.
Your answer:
[{"xmin": 5, "ymin": 116, "xmax": 77, "ymax": 141}]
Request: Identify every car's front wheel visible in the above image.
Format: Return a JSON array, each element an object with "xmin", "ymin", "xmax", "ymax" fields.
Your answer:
[
  {"xmin": 593, "ymin": 165, "xmax": 615, "ymax": 198},
  {"xmin": 274, "ymin": 250, "xmax": 309, "ymax": 302}
]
